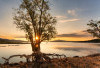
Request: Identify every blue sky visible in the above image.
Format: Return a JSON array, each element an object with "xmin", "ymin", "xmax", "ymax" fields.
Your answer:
[
  {"xmin": 0, "ymin": 0, "xmax": 100, "ymax": 41},
  {"xmin": 50, "ymin": 0, "xmax": 100, "ymax": 33}
]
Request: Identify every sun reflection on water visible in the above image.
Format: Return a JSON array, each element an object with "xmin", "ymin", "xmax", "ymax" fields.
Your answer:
[{"xmin": 0, "ymin": 42, "xmax": 100, "ymax": 63}]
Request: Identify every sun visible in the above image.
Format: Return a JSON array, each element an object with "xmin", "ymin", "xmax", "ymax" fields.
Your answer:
[{"xmin": 35, "ymin": 36, "xmax": 39, "ymax": 40}]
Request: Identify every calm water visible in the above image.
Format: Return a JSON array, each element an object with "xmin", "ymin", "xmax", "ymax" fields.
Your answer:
[{"xmin": 0, "ymin": 42, "xmax": 100, "ymax": 63}]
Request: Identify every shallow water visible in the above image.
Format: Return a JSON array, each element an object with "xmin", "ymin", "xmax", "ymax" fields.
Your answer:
[{"xmin": 0, "ymin": 42, "xmax": 100, "ymax": 63}]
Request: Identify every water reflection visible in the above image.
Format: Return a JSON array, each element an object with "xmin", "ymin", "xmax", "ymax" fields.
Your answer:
[
  {"xmin": 0, "ymin": 42, "xmax": 100, "ymax": 63},
  {"xmin": 56, "ymin": 47, "xmax": 95, "ymax": 52},
  {"xmin": 0, "ymin": 46, "xmax": 6, "ymax": 47}
]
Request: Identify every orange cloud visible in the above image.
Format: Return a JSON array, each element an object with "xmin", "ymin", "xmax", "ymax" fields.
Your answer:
[
  {"xmin": 56, "ymin": 15, "xmax": 67, "ymax": 19},
  {"xmin": 51, "ymin": 30, "xmax": 94, "ymax": 41},
  {"xmin": 58, "ymin": 19, "xmax": 79, "ymax": 23},
  {"xmin": 0, "ymin": 35, "xmax": 14, "ymax": 39}
]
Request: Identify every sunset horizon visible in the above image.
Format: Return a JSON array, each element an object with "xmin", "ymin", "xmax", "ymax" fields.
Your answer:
[{"xmin": 1, "ymin": 0, "xmax": 100, "ymax": 41}]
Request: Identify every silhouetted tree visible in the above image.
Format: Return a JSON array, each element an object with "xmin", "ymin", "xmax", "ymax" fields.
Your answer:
[
  {"xmin": 87, "ymin": 20, "xmax": 100, "ymax": 38},
  {"xmin": 13, "ymin": 0, "xmax": 57, "ymax": 53}
]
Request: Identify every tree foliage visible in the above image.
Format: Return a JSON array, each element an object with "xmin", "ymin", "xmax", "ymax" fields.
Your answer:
[
  {"xmin": 13, "ymin": 0, "xmax": 57, "ymax": 52},
  {"xmin": 87, "ymin": 20, "xmax": 100, "ymax": 38}
]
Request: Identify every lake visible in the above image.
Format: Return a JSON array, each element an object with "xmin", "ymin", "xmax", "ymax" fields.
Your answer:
[{"xmin": 0, "ymin": 42, "xmax": 100, "ymax": 63}]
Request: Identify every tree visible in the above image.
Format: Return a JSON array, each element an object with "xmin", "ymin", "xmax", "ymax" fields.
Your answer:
[
  {"xmin": 13, "ymin": 0, "xmax": 57, "ymax": 53},
  {"xmin": 87, "ymin": 20, "xmax": 100, "ymax": 38}
]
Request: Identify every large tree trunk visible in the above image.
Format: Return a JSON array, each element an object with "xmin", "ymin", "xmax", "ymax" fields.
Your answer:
[
  {"xmin": 31, "ymin": 42, "xmax": 40, "ymax": 53},
  {"xmin": 31, "ymin": 43, "xmax": 35, "ymax": 53},
  {"xmin": 30, "ymin": 35, "xmax": 41, "ymax": 53},
  {"xmin": 34, "ymin": 43, "xmax": 40, "ymax": 53},
  {"xmin": 34, "ymin": 36, "xmax": 41, "ymax": 53}
]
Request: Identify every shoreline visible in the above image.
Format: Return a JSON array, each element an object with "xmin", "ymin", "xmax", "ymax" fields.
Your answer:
[{"xmin": 1, "ymin": 53, "xmax": 100, "ymax": 68}]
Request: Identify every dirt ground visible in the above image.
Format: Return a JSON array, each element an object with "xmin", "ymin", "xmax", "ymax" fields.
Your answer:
[{"xmin": 1, "ymin": 55, "xmax": 100, "ymax": 68}]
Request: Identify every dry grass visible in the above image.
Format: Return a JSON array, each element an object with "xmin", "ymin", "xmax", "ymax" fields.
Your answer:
[{"xmin": 1, "ymin": 56, "xmax": 100, "ymax": 68}]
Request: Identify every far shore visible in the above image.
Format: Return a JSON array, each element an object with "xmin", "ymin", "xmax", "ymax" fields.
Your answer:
[
  {"xmin": 0, "ymin": 38, "xmax": 100, "ymax": 44},
  {"xmin": 51, "ymin": 39, "xmax": 100, "ymax": 43},
  {"xmin": 0, "ymin": 41, "xmax": 100, "ymax": 44}
]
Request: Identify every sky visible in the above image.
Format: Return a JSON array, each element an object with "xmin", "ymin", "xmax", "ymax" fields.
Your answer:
[{"xmin": 0, "ymin": 0, "xmax": 100, "ymax": 41}]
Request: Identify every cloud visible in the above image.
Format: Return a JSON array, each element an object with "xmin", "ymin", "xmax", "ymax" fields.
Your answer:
[
  {"xmin": 0, "ymin": 35, "xmax": 14, "ymax": 39},
  {"xmin": 56, "ymin": 10, "xmax": 79, "ymax": 23},
  {"xmin": 14, "ymin": 36, "xmax": 25, "ymax": 38},
  {"xmin": 57, "ymin": 33, "xmax": 88, "ymax": 37},
  {"xmin": 58, "ymin": 19, "xmax": 79, "ymax": 23},
  {"xmin": 57, "ymin": 30, "xmax": 90, "ymax": 37},
  {"xmin": 56, "ymin": 15, "xmax": 67, "ymax": 19},
  {"xmin": 67, "ymin": 10, "xmax": 77, "ymax": 16},
  {"xmin": 82, "ymin": 30, "xmax": 88, "ymax": 32}
]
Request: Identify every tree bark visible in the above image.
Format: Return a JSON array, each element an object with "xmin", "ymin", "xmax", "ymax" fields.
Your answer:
[
  {"xmin": 34, "ymin": 43, "xmax": 40, "ymax": 53},
  {"xmin": 31, "ymin": 43, "xmax": 35, "ymax": 53}
]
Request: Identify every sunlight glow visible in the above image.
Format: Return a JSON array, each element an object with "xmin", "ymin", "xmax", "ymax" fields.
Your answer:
[
  {"xmin": 36, "ymin": 44, "xmax": 38, "ymax": 47},
  {"xmin": 35, "ymin": 36, "xmax": 39, "ymax": 40}
]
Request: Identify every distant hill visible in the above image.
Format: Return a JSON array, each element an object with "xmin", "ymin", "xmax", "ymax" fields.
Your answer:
[
  {"xmin": 82, "ymin": 39, "xmax": 100, "ymax": 43},
  {"xmin": 1, "ymin": 38, "xmax": 99, "ymax": 43},
  {"xmin": 51, "ymin": 40, "xmax": 67, "ymax": 42},
  {"xmin": 51, "ymin": 39, "xmax": 100, "ymax": 43},
  {"xmin": 0, "ymin": 38, "xmax": 28, "ymax": 44}
]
